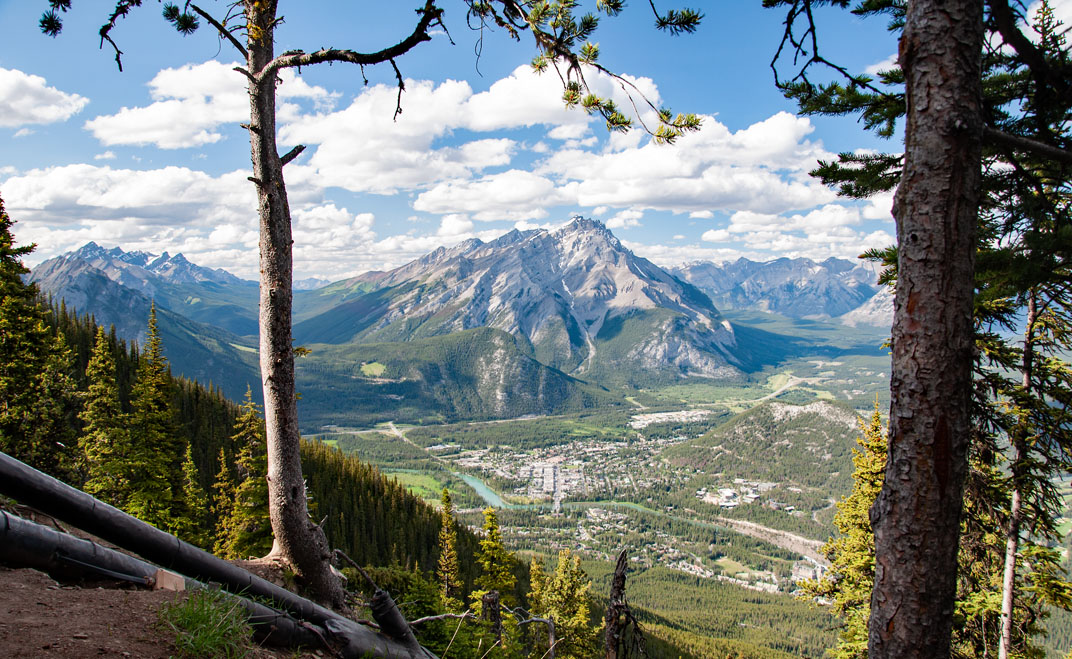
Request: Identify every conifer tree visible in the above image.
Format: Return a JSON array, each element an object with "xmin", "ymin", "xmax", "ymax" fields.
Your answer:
[
  {"xmin": 216, "ymin": 388, "xmax": 272, "ymax": 559},
  {"xmin": 436, "ymin": 488, "xmax": 462, "ymax": 612},
  {"xmin": 475, "ymin": 507, "xmax": 516, "ymax": 603},
  {"xmin": 800, "ymin": 404, "xmax": 885, "ymax": 659},
  {"xmin": 79, "ymin": 326, "xmax": 129, "ymax": 505},
  {"xmin": 0, "ymin": 193, "xmax": 76, "ymax": 478},
  {"xmin": 175, "ymin": 443, "xmax": 213, "ymax": 549},
  {"xmin": 125, "ymin": 303, "xmax": 178, "ymax": 530},
  {"xmin": 212, "ymin": 448, "xmax": 238, "ymax": 556},
  {"xmin": 528, "ymin": 549, "xmax": 596, "ymax": 659}
]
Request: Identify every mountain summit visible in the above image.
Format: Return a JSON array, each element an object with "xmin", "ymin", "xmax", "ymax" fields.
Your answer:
[{"xmin": 296, "ymin": 217, "xmax": 741, "ymax": 380}]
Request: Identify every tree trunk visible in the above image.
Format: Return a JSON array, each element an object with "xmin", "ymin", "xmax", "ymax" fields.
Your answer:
[
  {"xmin": 868, "ymin": 0, "xmax": 984, "ymax": 656},
  {"xmin": 244, "ymin": 0, "xmax": 343, "ymax": 608},
  {"xmin": 605, "ymin": 549, "xmax": 628, "ymax": 659},
  {"xmin": 998, "ymin": 292, "xmax": 1037, "ymax": 659}
]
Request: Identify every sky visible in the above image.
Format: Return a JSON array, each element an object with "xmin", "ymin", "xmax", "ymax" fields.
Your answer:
[{"xmin": 1, "ymin": 1, "xmax": 1067, "ymax": 282}]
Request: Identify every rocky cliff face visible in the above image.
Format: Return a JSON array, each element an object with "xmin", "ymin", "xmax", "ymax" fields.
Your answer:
[
  {"xmin": 297, "ymin": 217, "xmax": 741, "ymax": 378},
  {"xmin": 674, "ymin": 257, "xmax": 881, "ymax": 320}
]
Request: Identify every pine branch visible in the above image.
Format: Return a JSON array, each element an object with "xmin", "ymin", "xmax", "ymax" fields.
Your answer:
[{"xmin": 984, "ymin": 126, "xmax": 1072, "ymax": 166}]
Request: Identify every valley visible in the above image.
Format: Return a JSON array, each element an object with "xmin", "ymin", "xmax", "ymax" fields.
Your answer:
[{"xmin": 24, "ymin": 221, "xmax": 916, "ymax": 656}]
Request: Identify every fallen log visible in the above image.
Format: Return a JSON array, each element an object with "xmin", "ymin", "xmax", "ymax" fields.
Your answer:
[
  {"xmin": 0, "ymin": 451, "xmax": 433, "ymax": 658},
  {"xmin": 0, "ymin": 510, "xmax": 324, "ymax": 649}
]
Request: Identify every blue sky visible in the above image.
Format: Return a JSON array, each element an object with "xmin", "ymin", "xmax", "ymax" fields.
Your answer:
[{"xmin": 0, "ymin": 0, "xmax": 1034, "ymax": 282}]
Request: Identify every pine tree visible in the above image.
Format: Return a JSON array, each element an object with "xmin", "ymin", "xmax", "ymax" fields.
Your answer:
[
  {"xmin": 125, "ymin": 303, "xmax": 178, "ymax": 530},
  {"xmin": 216, "ymin": 388, "xmax": 272, "ymax": 559},
  {"xmin": 800, "ymin": 403, "xmax": 885, "ymax": 659},
  {"xmin": 436, "ymin": 488, "xmax": 462, "ymax": 612},
  {"xmin": 474, "ymin": 507, "xmax": 516, "ymax": 603},
  {"xmin": 0, "ymin": 193, "xmax": 76, "ymax": 478},
  {"xmin": 212, "ymin": 448, "xmax": 238, "ymax": 557},
  {"xmin": 528, "ymin": 549, "xmax": 596, "ymax": 659},
  {"xmin": 79, "ymin": 326, "xmax": 129, "ymax": 505},
  {"xmin": 175, "ymin": 443, "xmax": 213, "ymax": 549}
]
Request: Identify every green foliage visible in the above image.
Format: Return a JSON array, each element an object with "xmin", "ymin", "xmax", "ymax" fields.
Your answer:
[
  {"xmin": 528, "ymin": 549, "xmax": 597, "ymax": 659},
  {"xmin": 158, "ymin": 589, "xmax": 253, "ymax": 659},
  {"xmin": 799, "ymin": 403, "xmax": 885, "ymax": 659},
  {"xmin": 175, "ymin": 443, "xmax": 213, "ymax": 549},
  {"xmin": 436, "ymin": 488, "xmax": 463, "ymax": 611},
  {"xmin": 125, "ymin": 304, "xmax": 180, "ymax": 529},
  {"xmin": 475, "ymin": 507, "xmax": 517, "ymax": 602},
  {"xmin": 79, "ymin": 326, "xmax": 129, "ymax": 504},
  {"xmin": 212, "ymin": 449, "xmax": 237, "ymax": 556},
  {"xmin": 0, "ymin": 195, "xmax": 77, "ymax": 479},
  {"xmin": 215, "ymin": 389, "xmax": 272, "ymax": 559}
]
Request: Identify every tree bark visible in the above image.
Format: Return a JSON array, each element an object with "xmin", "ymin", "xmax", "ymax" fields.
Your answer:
[
  {"xmin": 868, "ymin": 0, "xmax": 984, "ymax": 656},
  {"xmin": 244, "ymin": 0, "xmax": 343, "ymax": 608}
]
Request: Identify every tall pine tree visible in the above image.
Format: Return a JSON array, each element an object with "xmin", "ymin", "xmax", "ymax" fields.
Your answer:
[
  {"xmin": 124, "ymin": 303, "xmax": 179, "ymax": 530},
  {"xmin": 79, "ymin": 326, "xmax": 129, "ymax": 506},
  {"xmin": 436, "ymin": 488, "xmax": 462, "ymax": 612},
  {"xmin": 474, "ymin": 507, "xmax": 516, "ymax": 604},
  {"xmin": 215, "ymin": 388, "xmax": 272, "ymax": 559}
]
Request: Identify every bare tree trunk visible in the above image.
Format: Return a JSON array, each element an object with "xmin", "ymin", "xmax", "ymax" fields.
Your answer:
[
  {"xmin": 244, "ymin": 0, "xmax": 343, "ymax": 608},
  {"xmin": 868, "ymin": 0, "xmax": 984, "ymax": 656},
  {"xmin": 605, "ymin": 549, "xmax": 628, "ymax": 659},
  {"xmin": 998, "ymin": 292, "xmax": 1037, "ymax": 659}
]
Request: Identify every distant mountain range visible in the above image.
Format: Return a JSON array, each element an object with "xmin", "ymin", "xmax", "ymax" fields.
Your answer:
[{"xmin": 29, "ymin": 218, "xmax": 891, "ymax": 427}]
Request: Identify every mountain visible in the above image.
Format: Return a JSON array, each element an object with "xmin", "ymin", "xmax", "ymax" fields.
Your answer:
[
  {"xmin": 31, "ymin": 243, "xmax": 259, "ymax": 336},
  {"xmin": 838, "ymin": 285, "xmax": 894, "ymax": 328},
  {"xmin": 295, "ymin": 217, "xmax": 741, "ymax": 382},
  {"xmin": 673, "ymin": 257, "xmax": 880, "ymax": 320}
]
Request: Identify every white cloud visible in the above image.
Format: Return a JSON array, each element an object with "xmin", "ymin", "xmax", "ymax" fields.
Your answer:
[
  {"xmin": 689, "ymin": 210, "xmax": 714, "ymax": 219},
  {"xmin": 548, "ymin": 124, "xmax": 590, "ymax": 140},
  {"xmin": 414, "ymin": 170, "xmax": 565, "ymax": 221},
  {"xmin": 605, "ymin": 208, "xmax": 643, "ymax": 229},
  {"xmin": 865, "ymin": 54, "xmax": 899, "ymax": 76},
  {"xmin": 701, "ymin": 229, "xmax": 731, "ymax": 242},
  {"xmin": 94, "ymin": 151, "xmax": 116, "ymax": 161},
  {"xmin": 0, "ymin": 68, "xmax": 88, "ymax": 128},
  {"xmin": 437, "ymin": 213, "xmax": 475, "ymax": 237},
  {"xmin": 85, "ymin": 61, "xmax": 336, "ymax": 149}
]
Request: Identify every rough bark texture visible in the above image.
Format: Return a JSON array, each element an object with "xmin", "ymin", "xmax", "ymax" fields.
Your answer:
[
  {"xmin": 868, "ymin": 0, "xmax": 984, "ymax": 656},
  {"xmin": 245, "ymin": 0, "xmax": 343, "ymax": 609},
  {"xmin": 604, "ymin": 549, "xmax": 628, "ymax": 659}
]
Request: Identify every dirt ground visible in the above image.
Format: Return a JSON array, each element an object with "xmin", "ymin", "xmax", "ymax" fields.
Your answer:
[{"xmin": 0, "ymin": 567, "xmax": 325, "ymax": 658}]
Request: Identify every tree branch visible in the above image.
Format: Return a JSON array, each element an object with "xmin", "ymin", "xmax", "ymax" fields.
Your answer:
[
  {"xmin": 280, "ymin": 144, "xmax": 306, "ymax": 166},
  {"xmin": 260, "ymin": 1, "xmax": 441, "ymax": 81},
  {"xmin": 409, "ymin": 612, "xmax": 475, "ymax": 625},
  {"xmin": 189, "ymin": 3, "xmax": 248, "ymax": 60},
  {"xmin": 984, "ymin": 126, "xmax": 1072, "ymax": 166}
]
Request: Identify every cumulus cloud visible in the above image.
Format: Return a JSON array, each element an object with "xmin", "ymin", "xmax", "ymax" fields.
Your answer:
[
  {"xmin": 605, "ymin": 208, "xmax": 643, "ymax": 229},
  {"xmin": 0, "ymin": 68, "xmax": 88, "ymax": 128},
  {"xmin": 85, "ymin": 61, "xmax": 336, "ymax": 149},
  {"xmin": 414, "ymin": 170, "xmax": 566, "ymax": 221}
]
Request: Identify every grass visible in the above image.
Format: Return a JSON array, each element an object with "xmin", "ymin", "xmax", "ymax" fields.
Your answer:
[
  {"xmin": 385, "ymin": 471, "xmax": 443, "ymax": 500},
  {"xmin": 360, "ymin": 361, "xmax": 386, "ymax": 377},
  {"xmin": 159, "ymin": 589, "xmax": 253, "ymax": 658}
]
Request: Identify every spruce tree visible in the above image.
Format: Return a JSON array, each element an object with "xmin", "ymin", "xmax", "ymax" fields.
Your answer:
[
  {"xmin": 528, "ymin": 549, "xmax": 596, "ymax": 659},
  {"xmin": 212, "ymin": 448, "xmax": 238, "ymax": 556},
  {"xmin": 125, "ymin": 303, "xmax": 178, "ymax": 530},
  {"xmin": 79, "ymin": 326, "xmax": 129, "ymax": 505},
  {"xmin": 0, "ymin": 193, "xmax": 76, "ymax": 478},
  {"xmin": 436, "ymin": 488, "xmax": 462, "ymax": 612},
  {"xmin": 474, "ymin": 507, "xmax": 516, "ymax": 603},
  {"xmin": 216, "ymin": 388, "xmax": 272, "ymax": 559},
  {"xmin": 175, "ymin": 443, "xmax": 213, "ymax": 549},
  {"xmin": 800, "ymin": 403, "xmax": 885, "ymax": 659}
]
